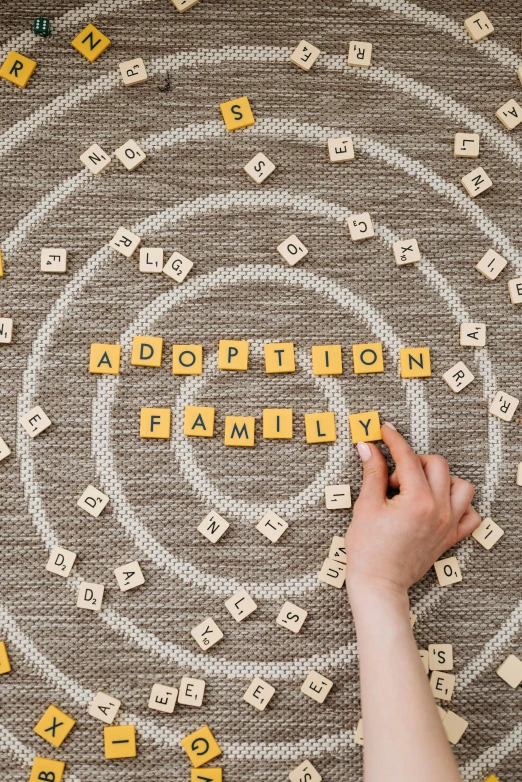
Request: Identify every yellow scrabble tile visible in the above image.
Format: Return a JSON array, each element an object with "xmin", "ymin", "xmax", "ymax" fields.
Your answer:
[
  {"xmin": 349, "ymin": 411, "xmax": 381, "ymax": 443},
  {"xmin": 34, "ymin": 705, "xmax": 76, "ymax": 748},
  {"xmin": 262, "ymin": 408, "xmax": 293, "ymax": 439},
  {"xmin": 0, "ymin": 640, "xmax": 11, "ymax": 673},
  {"xmin": 304, "ymin": 412, "xmax": 336, "ymax": 444},
  {"xmin": 191, "ymin": 769, "xmax": 222, "ymax": 782},
  {"xmin": 181, "ymin": 725, "xmax": 222, "ymax": 768},
  {"xmin": 0, "ymin": 249, "xmax": 3, "ymax": 277},
  {"xmin": 71, "ymin": 24, "xmax": 111, "ymax": 63},
  {"xmin": 104, "ymin": 725, "xmax": 136, "ymax": 759},
  {"xmin": 352, "ymin": 342, "xmax": 384, "ymax": 374},
  {"xmin": 311, "ymin": 344, "xmax": 343, "ymax": 375},
  {"xmin": 131, "ymin": 335, "xmax": 163, "ymax": 367},
  {"xmin": 400, "ymin": 347, "xmax": 431, "ymax": 378},
  {"xmin": 184, "ymin": 406, "xmax": 215, "ymax": 437},
  {"xmin": 224, "ymin": 415, "xmax": 255, "ymax": 447},
  {"xmin": 140, "ymin": 408, "xmax": 171, "ymax": 439},
  {"xmin": 265, "ymin": 342, "xmax": 295, "ymax": 373},
  {"xmin": 172, "ymin": 344, "xmax": 203, "ymax": 375},
  {"xmin": 483, "ymin": 776, "xmax": 501, "ymax": 782},
  {"xmin": 0, "ymin": 51, "xmax": 37, "ymax": 88},
  {"xmin": 29, "ymin": 757, "xmax": 65, "ymax": 782},
  {"xmin": 219, "ymin": 96, "xmax": 255, "ymax": 131},
  {"xmin": 89, "ymin": 343, "xmax": 121, "ymax": 375},
  {"xmin": 218, "ymin": 340, "xmax": 249, "ymax": 370}
]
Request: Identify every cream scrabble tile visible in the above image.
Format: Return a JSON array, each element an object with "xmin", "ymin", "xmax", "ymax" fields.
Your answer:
[
  {"xmin": 429, "ymin": 670, "xmax": 455, "ymax": 701},
  {"xmin": 409, "ymin": 613, "xmax": 417, "ymax": 628},
  {"xmin": 276, "ymin": 601, "xmax": 308, "ymax": 633},
  {"xmin": 325, "ymin": 484, "xmax": 351, "ymax": 510},
  {"xmin": 301, "ymin": 671, "xmax": 333, "ymax": 703},
  {"xmin": 80, "ymin": 143, "xmax": 111, "ymax": 174},
  {"xmin": 46, "ymin": 546, "xmax": 76, "ymax": 577},
  {"xmin": 219, "ymin": 96, "xmax": 255, "ymax": 132},
  {"xmin": 20, "ymin": 406, "xmax": 51, "ymax": 437},
  {"xmin": 172, "ymin": 0, "xmax": 201, "ymax": 11},
  {"xmin": 277, "ymin": 235, "xmax": 308, "ymax": 266},
  {"xmin": 139, "ymin": 247, "xmax": 163, "ymax": 273},
  {"xmin": 29, "ymin": 757, "xmax": 65, "ymax": 782},
  {"xmin": 304, "ymin": 412, "xmax": 336, "ymax": 444},
  {"xmin": 115, "ymin": 139, "xmax": 146, "ymax": 170},
  {"xmin": 476, "ymin": 248, "xmax": 507, "ymax": 280},
  {"xmin": 496, "ymin": 654, "xmax": 522, "ymax": 688},
  {"xmin": 77, "ymin": 485, "xmax": 109, "ymax": 517},
  {"xmin": 114, "ymin": 560, "xmax": 145, "ymax": 592},
  {"xmin": 461, "ymin": 166, "xmax": 492, "ymax": 197},
  {"xmin": 0, "ymin": 435, "xmax": 11, "ymax": 461},
  {"xmin": 110, "ymin": 226, "xmax": 141, "ymax": 257},
  {"xmin": 437, "ymin": 705, "xmax": 447, "ymax": 722},
  {"xmin": 41, "ymin": 248, "xmax": 67, "ymax": 273},
  {"xmin": 443, "ymin": 709, "xmax": 468, "ymax": 744},
  {"xmin": 328, "ymin": 136, "xmax": 354, "ymax": 162},
  {"xmin": 178, "ymin": 676, "xmax": 205, "ymax": 706},
  {"xmin": 265, "ymin": 342, "xmax": 295, "ymax": 372},
  {"xmin": 434, "ymin": 556, "xmax": 462, "ymax": 586},
  {"xmin": 328, "ymin": 535, "xmax": 347, "ymax": 564},
  {"xmin": 0, "ymin": 50, "xmax": 37, "ymax": 88},
  {"xmin": 496, "ymin": 99, "xmax": 522, "ymax": 131},
  {"xmin": 34, "ymin": 704, "xmax": 76, "ymax": 748},
  {"xmin": 318, "ymin": 557, "xmax": 346, "ymax": 588},
  {"xmin": 197, "ymin": 510, "xmax": 230, "ymax": 543},
  {"xmin": 419, "ymin": 650, "xmax": 429, "ymax": 674},
  {"xmin": 460, "ymin": 322, "xmax": 486, "ymax": 347},
  {"xmin": 400, "ymin": 347, "xmax": 431, "ymax": 378},
  {"xmin": 131, "ymin": 335, "xmax": 163, "ymax": 367},
  {"xmin": 442, "ymin": 361, "xmax": 475, "ymax": 392},
  {"xmin": 509, "ymin": 278, "xmax": 522, "ymax": 303},
  {"xmin": 289, "ymin": 759, "xmax": 322, "ymax": 782},
  {"xmin": 392, "ymin": 238, "xmax": 420, "ymax": 265},
  {"xmin": 104, "ymin": 725, "xmax": 136, "ymax": 759},
  {"xmin": 256, "ymin": 510, "xmax": 288, "ymax": 542},
  {"xmin": 71, "ymin": 24, "xmax": 110, "ymax": 62},
  {"xmin": 163, "ymin": 251, "xmax": 193, "ymax": 282},
  {"xmin": 354, "ymin": 718, "xmax": 364, "ymax": 746},
  {"xmin": 0, "ymin": 317, "xmax": 13, "ymax": 343},
  {"xmin": 517, "ymin": 462, "xmax": 522, "ymax": 486},
  {"xmin": 429, "ymin": 644, "xmax": 453, "ymax": 671},
  {"xmin": 0, "ymin": 640, "xmax": 11, "ymax": 674},
  {"xmin": 489, "ymin": 390, "xmax": 519, "ymax": 421},
  {"xmin": 77, "ymin": 581, "xmax": 104, "ymax": 611},
  {"xmin": 244, "ymin": 152, "xmax": 276, "ymax": 184},
  {"xmin": 88, "ymin": 691, "xmax": 121, "ymax": 724},
  {"xmin": 464, "ymin": 11, "xmax": 494, "ymax": 42},
  {"xmin": 243, "ymin": 677, "xmax": 275, "ymax": 711},
  {"xmin": 472, "ymin": 517, "xmax": 504, "ymax": 550},
  {"xmin": 224, "ymin": 587, "xmax": 257, "ymax": 622},
  {"xmin": 347, "ymin": 41, "xmax": 372, "ymax": 68},
  {"xmin": 181, "ymin": 725, "xmax": 221, "ymax": 767},
  {"xmin": 454, "ymin": 132, "xmax": 480, "ymax": 158},
  {"xmin": 290, "ymin": 40, "xmax": 321, "ymax": 71},
  {"xmin": 191, "ymin": 618, "xmax": 224, "ymax": 651},
  {"xmin": 119, "ymin": 57, "xmax": 148, "ymax": 85},
  {"xmin": 148, "ymin": 683, "xmax": 178, "ymax": 713},
  {"xmin": 348, "ymin": 212, "xmax": 374, "ymax": 241}
]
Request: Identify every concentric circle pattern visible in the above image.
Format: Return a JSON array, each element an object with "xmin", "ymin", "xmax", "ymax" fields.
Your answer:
[{"xmin": 1, "ymin": 2, "xmax": 522, "ymax": 781}]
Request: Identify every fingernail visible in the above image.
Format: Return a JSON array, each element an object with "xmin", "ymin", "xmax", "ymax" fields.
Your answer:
[
  {"xmin": 356, "ymin": 442, "xmax": 372, "ymax": 461},
  {"xmin": 383, "ymin": 421, "xmax": 397, "ymax": 430}
]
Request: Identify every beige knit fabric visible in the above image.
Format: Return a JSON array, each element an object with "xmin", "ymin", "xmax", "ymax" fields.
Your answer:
[{"xmin": 1, "ymin": 1, "xmax": 522, "ymax": 780}]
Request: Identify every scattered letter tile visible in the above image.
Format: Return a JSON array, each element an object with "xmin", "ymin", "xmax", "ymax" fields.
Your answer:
[
  {"xmin": 178, "ymin": 676, "xmax": 205, "ymax": 706},
  {"xmin": 496, "ymin": 99, "xmax": 522, "ymax": 131},
  {"xmin": 442, "ymin": 361, "xmax": 475, "ymax": 393},
  {"xmin": 318, "ymin": 557, "xmax": 346, "ymax": 588},
  {"xmin": 476, "ymin": 249, "xmax": 507, "ymax": 280},
  {"xmin": 290, "ymin": 40, "xmax": 321, "ymax": 71},
  {"xmin": 163, "ymin": 251, "xmax": 193, "ymax": 283},
  {"xmin": 191, "ymin": 618, "xmax": 224, "ymax": 651},
  {"xmin": 20, "ymin": 406, "xmax": 51, "ymax": 437},
  {"xmin": 119, "ymin": 57, "xmax": 147, "ymax": 85},
  {"xmin": 454, "ymin": 133, "xmax": 480, "ymax": 158},
  {"xmin": 348, "ymin": 212, "xmax": 374, "ymax": 241},
  {"xmin": 328, "ymin": 136, "xmax": 354, "ymax": 162},
  {"xmin": 114, "ymin": 560, "xmax": 145, "ymax": 591},
  {"xmin": 392, "ymin": 238, "xmax": 420, "ymax": 265},
  {"xmin": 244, "ymin": 152, "xmax": 275, "ymax": 184},
  {"xmin": 46, "ymin": 547, "xmax": 76, "ymax": 577},
  {"xmin": 41, "ymin": 248, "xmax": 67, "ymax": 273},
  {"xmin": 139, "ymin": 247, "xmax": 163, "ymax": 273},
  {"xmin": 472, "ymin": 517, "xmax": 504, "ymax": 550},
  {"xmin": 77, "ymin": 581, "xmax": 104, "ymax": 611},
  {"xmin": 429, "ymin": 671, "xmax": 455, "ymax": 701},
  {"xmin": 461, "ymin": 167, "xmax": 492, "ymax": 197},
  {"xmin": 0, "ymin": 51, "xmax": 37, "ymax": 88},
  {"xmin": 434, "ymin": 556, "xmax": 462, "ymax": 586},
  {"xmin": 34, "ymin": 704, "xmax": 76, "ymax": 748},
  {"xmin": 181, "ymin": 725, "xmax": 221, "ymax": 767},
  {"xmin": 71, "ymin": 24, "xmax": 110, "ymax": 62},
  {"xmin": 0, "ymin": 317, "xmax": 13, "ymax": 343},
  {"xmin": 0, "ymin": 641, "xmax": 11, "ymax": 674},
  {"xmin": 324, "ymin": 484, "xmax": 351, "ymax": 510},
  {"xmin": 77, "ymin": 485, "xmax": 109, "ymax": 517},
  {"xmin": 256, "ymin": 510, "xmax": 288, "ymax": 542},
  {"xmin": 289, "ymin": 759, "xmax": 322, "ymax": 782},
  {"xmin": 198, "ymin": 510, "xmax": 229, "ymax": 543},
  {"xmin": 110, "ymin": 227, "xmax": 141, "ymax": 257},
  {"xmin": 80, "ymin": 143, "xmax": 111, "ymax": 174},
  {"xmin": 508, "ymin": 278, "xmax": 522, "ymax": 304},
  {"xmin": 460, "ymin": 323, "xmax": 486, "ymax": 347},
  {"xmin": 347, "ymin": 41, "xmax": 372, "ymax": 68},
  {"xmin": 148, "ymin": 683, "xmax": 178, "ymax": 713},
  {"xmin": 88, "ymin": 691, "xmax": 121, "ymax": 724},
  {"xmin": 276, "ymin": 601, "xmax": 308, "ymax": 633},
  {"xmin": 497, "ymin": 654, "xmax": 522, "ymax": 688},
  {"xmin": 29, "ymin": 757, "xmax": 65, "ymax": 782},
  {"xmin": 115, "ymin": 139, "xmax": 146, "ymax": 171},
  {"xmin": 489, "ymin": 390, "xmax": 519, "ymax": 421},
  {"xmin": 277, "ymin": 235, "xmax": 308, "ymax": 266},
  {"xmin": 443, "ymin": 709, "xmax": 468, "ymax": 744},
  {"xmin": 224, "ymin": 587, "xmax": 257, "ymax": 622},
  {"xmin": 429, "ymin": 644, "xmax": 453, "ymax": 671},
  {"xmin": 328, "ymin": 535, "xmax": 347, "ymax": 564},
  {"xmin": 219, "ymin": 96, "xmax": 255, "ymax": 131},
  {"xmin": 243, "ymin": 677, "xmax": 275, "ymax": 710},
  {"xmin": 104, "ymin": 725, "xmax": 136, "ymax": 759},
  {"xmin": 464, "ymin": 11, "xmax": 494, "ymax": 42},
  {"xmin": 301, "ymin": 671, "xmax": 333, "ymax": 703}
]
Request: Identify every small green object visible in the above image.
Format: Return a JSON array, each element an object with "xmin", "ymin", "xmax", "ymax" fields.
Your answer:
[{"xmin": 33, "ymin": 17, "xmax": 51, "ymax": 37}]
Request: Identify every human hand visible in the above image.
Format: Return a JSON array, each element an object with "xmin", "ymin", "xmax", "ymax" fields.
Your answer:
[{"xmin": 345, "ymin": 423, "xmax": 481, "ymax": 599}]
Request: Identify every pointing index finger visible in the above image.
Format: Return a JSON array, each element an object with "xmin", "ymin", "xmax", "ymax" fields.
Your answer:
[{"xmin": 381, "ymin": 422, "xmax": 429, "ymax": 494}]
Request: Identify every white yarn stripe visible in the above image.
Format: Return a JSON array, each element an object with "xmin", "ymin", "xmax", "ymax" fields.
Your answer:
[
  {"xmin": 0, "ymin": 721, "xmax": 85, "ymax": 782},
  {"xmin": 2, "ymin": 47, "xmax": 522, "ymax": 173},
  {"xmin": 0, "ymin": 0, "xmax": 156, "ymax": 61},
  {"xmin": 460, "ymin": 722, "xmax": 522, "ymax": 782}
]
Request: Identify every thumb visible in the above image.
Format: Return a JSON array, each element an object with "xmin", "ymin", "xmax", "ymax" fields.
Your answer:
[{"xmin": 356, "ymin": 442, "xmax": 389, "ymax": 504}]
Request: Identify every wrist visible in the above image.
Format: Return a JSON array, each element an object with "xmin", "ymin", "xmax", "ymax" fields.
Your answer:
[{"xmin": 346, "ymin": 573, "xmax": 410, "ymax": 614}]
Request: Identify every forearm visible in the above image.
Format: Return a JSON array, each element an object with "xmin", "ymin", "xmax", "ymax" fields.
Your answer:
[{"xmin": 348, "ymin": 579, "xmax": 462, "ymax": 782}]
